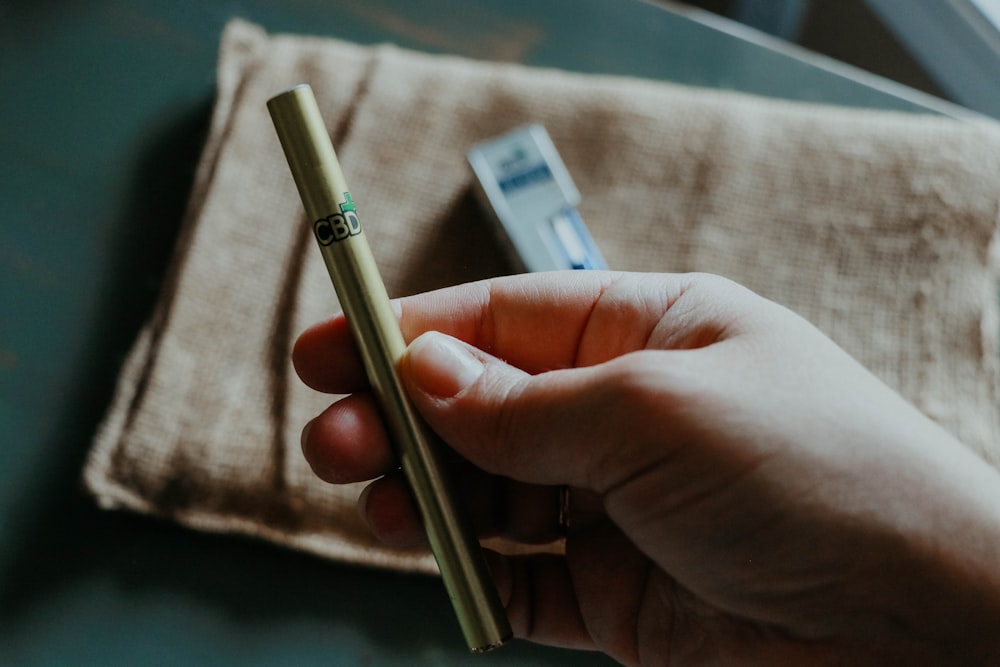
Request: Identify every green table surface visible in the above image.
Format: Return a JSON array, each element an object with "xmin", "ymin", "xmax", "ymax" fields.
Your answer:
[{"xmin": 0, "ymin": 1, "xmax": 961, "ymax": 664}]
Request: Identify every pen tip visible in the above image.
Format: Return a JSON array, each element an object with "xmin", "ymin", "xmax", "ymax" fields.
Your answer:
[{"xmin": 267, "ymin": 83, "xmax": 312, "ymax": 106}]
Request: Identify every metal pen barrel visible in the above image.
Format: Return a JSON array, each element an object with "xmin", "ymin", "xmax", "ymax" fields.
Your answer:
[{"xmin": 267, "ymin": 84, "xmax": 511, "ymax": 653}]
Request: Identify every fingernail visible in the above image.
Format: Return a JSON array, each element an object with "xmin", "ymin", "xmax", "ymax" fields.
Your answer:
[
  {"xmin": 406, "ymin": 332, "xmax": 484, "ymax": 398},
  {"xmin": 300, "ymin": 419, "xmax": 314, "ymax": 452}
]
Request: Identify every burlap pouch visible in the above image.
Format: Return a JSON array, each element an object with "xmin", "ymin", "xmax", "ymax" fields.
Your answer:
[{"xmin": 84, "ymin": 20, "xmax": 1000, "ymax": 574}]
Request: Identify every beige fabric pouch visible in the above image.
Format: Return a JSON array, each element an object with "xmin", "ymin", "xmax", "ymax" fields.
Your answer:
[{"xmin": 84, "ymin": 20, "xmax": 1000, "ymax": 574}]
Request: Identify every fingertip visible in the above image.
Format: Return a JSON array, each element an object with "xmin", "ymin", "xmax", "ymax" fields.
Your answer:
[
  {"xmin": 301, "ymin": 395, "xmax": 397, "ymax": 484},
  {"xmin": 299, "ymin": 417, "xmax": 316, "ymax": 469},
  {"xmin": 292, "ymin": 314, "xmax": 366, "ymax": 393},
  {"xmin": 359, "ymin": 476, "xmax": 426, "ymax": 548},
  {"xmin": 291, "ymin": 316, "xmax": 336, "ymax": 389},
  {"xmin": 299, "ymin": 414, "xmax": 339, "ymax": 484}
]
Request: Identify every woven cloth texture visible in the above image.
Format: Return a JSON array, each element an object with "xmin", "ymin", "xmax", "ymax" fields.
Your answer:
[{"xmin": 84, "ymin": 19, "xmax": 1000, "ymax": 574}]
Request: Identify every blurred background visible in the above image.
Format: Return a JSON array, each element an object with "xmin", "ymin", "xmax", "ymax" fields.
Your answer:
[
  {"xmin": 671, "ymin": 0, "xmax": 1000, "ymax": 119},
  {"xmin": 2, "ymin": 1, "xmax": 997, "ymax": 664}
]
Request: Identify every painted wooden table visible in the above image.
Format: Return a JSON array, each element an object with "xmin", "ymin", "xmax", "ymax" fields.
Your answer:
[{"xmin": 0, "ymin": 1, "xmax": 961, "ymax": 664}]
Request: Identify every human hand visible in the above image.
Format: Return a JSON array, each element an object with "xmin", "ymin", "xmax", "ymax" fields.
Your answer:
[{"xmin": 294, "ymin": 271, "xmax": 1000, "ymax": 666}]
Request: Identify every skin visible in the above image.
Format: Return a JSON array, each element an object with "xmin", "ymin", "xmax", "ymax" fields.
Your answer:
[{"xmin": 293, "ymin": 271, "xmax": 1000, "ymax": 666}]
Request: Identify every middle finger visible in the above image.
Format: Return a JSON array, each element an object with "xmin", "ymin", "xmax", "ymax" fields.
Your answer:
[{"xmin": 301, "ymin": 392, "xmax": 395, "ymax": 483}]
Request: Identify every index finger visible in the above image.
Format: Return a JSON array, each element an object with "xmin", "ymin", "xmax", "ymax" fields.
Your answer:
[{"xmin": 292, "ymin": 270, "xmax": 734, "ymax": 394}]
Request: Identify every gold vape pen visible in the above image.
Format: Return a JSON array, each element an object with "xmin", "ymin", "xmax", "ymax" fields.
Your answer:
[{"xmin": 267, "ymin": 84, "xmax": 511, "ymax": 653}]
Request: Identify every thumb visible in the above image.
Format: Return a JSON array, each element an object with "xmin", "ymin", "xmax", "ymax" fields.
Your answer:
[{"xmin": 399, "ymin": 331, "xmax": 663, "ymax": 493}]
